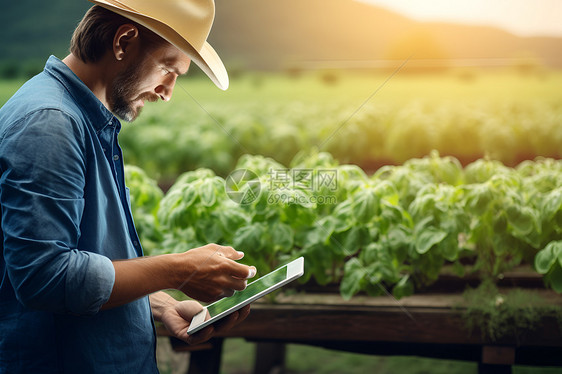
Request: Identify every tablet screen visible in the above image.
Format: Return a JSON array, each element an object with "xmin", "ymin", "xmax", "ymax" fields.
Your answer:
[
  {"xmin": 187, "ymin": 257, "xmax": 304, "ymax": 334},
  {"xmin": 207, "ymin": 264, "xmax": 286, "ymax": 317}
]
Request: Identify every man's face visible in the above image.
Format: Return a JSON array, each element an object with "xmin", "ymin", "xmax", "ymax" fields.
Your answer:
[{"xmin": 109, "ymin": 43, "xmax": 191, "ymax": 122}]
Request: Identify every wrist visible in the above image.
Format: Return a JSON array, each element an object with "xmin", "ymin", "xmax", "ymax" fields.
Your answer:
[
  {"xmin": 168, "ymin": 251, "xmax": 196, "ymax": 290},
  {"xmin": 145, "ymin": 252, "xmax": 187, "ymax": 291}
]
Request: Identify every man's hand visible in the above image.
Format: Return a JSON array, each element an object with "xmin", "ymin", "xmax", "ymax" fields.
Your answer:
[
  {"xmin": 159, "ymin": 299, "xmax": 251, "ymax": 345},
  {"xmin": 176, "ymin": 244, "xmax": 257, "ymax": 302},
  {"xmin": 103, "ymin": 244, "xmax": 256, "ymax": 310}
]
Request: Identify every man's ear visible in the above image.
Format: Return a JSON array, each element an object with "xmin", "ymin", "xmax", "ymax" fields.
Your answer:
[{"xmin": 113, "ymin": 24, "xmax": 139, "ymax": 61}]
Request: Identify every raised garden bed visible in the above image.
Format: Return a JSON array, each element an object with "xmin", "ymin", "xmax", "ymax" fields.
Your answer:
[{"xmin": 159, "ymin": 268, "xmax": 562, "ymax": 374}]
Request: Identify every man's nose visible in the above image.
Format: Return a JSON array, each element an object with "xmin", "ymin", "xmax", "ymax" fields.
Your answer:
[{"xmin": 155, "ymin": 75, "xmax": 178, "ymax": 102}]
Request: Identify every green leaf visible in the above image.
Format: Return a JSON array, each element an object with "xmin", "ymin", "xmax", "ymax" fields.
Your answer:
[
  {"xmin": 506, "ymin": 204, "xmax": 536, "ymax": 235},
  {"xmin": 413, "ymin": 216, "xmax": 434, "ymax": 233},
  {"xmin": 465, "ymin": 159, "xmax": 507, "ymax": 184},
  {"xmin": 351, "ymin": 188, "xmax": 379, "ymax": 223},
  {"xmin": 557, "ymin": 242, "xmax": 562, "ymax": 268},
  {"xmin": 452, "ymin": 260, "xmax": 465, "ymax": 277},
  {"xmin": 218, "ymin": 207, "xmax": 250, "ymax": 236},
  {"xmin": 465, "ymin": 184, "xmax": 493, "ymax": 215},
  {"xmin": 345, "ymin": 226, "xmax": 370, "ymax": 253},
  {"xmin": 415, "ymin": 228, "xmax": 447, "ymax": 254},
  {"xmin": 270, "ymin": 222, "xmax": 294, "ymax": 252},
  {"xmin": 439, "ymin": 234, "xmax": 459, "ymax": 262},
  {"xmin": 332, "ymin": 201, "xmax": 354, "ymax": 233},
  {"xmin": 198, "ymin": 219, "xmax": 223, "ymax": 243},
  {"xmin": 360, "ymin": 242, "xmax": 382, "ymax": 265},
  {"xmin": 542, "ymin": 188, "xmax": 562, "ymax": 220},
  {"xmin": 331, "ymin": 226, "xmax": 369, "ymax": 257},
  {"xmin": 317, "ymin": 216, "xmax": 337, "ymax": 240},
  {"xmin": 409, "ymin": 194, "xmax": 435, "ymax": 219},
  {"xmin": 546, "ymin": 262, "xmax": 562, "ymax": 293},
  {"xmin": 492, "ymin": 233, "xmax": 515, "ymax": 256},
  {"xmin": 181, "ymin": 184, "xmax": 198, "ymax": 208},
  {"xmin": 199, "ymin": 181, "xmax": 217, "ymax": 207},
  {"xmin": 303, "ymin": 244, "xmax": 334, "ymax": 286},
  {"xmin": 380, "ymin": 202, "xmax": 404, "ymax": 225},
  {"xmin": 233, "ymin": 224, "xmax": 264, "ymax": 253},
  {"xmin": 535, "ymin": 242, "xmax": 557, "ymax": 274},
  {"xmin": 341, "ymin": 258, "xmax": 366, "ymax": 300},
  {"xmin": 492, "ymin": 211, "xmax": 508, "ymax": 234},
  {"xmin": 392, "ymin": 274, "xmax": 414, "ymax": 299},
  {"xmin": 387, "ymin": 226, "xmax": 411, "ymax": 252}
]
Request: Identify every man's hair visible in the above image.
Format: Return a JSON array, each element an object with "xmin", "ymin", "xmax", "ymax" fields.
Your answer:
[{"xmin": 70, "ymin": 5, "xmax": 168, "ymax": 63}]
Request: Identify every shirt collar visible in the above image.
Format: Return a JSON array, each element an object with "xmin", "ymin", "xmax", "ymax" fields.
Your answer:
[{"xmin": 43, "ymin": 55, "xmax": 119, "ymax": 133}]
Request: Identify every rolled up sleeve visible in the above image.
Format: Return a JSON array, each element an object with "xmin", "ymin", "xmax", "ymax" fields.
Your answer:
[
  {"xmin": 65, "ymin": 249, "xmax": 115, "ymax": 314},
  {"xmin": 0, "ymin": 109, "xmax": 115, "ymax": 315}
]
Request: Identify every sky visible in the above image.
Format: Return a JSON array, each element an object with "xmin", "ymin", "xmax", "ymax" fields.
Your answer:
[{"xmin": 359, "ymin": 0, "xmax": 562, "ymax": 37}]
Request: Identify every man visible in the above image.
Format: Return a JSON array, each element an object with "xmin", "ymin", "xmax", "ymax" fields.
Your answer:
[{"xmin": 0, "ymin": 1, "xmax": 256, "ymax": 372}]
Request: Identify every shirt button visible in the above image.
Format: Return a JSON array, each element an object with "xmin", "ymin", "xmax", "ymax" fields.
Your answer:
[
  {"xmin": 133, "ymin": 241, "xmax": 139, "ymax": 247},
  {"xmin": 113, "ymin": 155, "xmax": 120, "ymax": 161}
]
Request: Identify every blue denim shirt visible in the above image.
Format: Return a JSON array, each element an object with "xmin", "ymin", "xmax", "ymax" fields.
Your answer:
[{"xmin": 0, "ymin": 56, "xmax": 158, "ymax": 373}]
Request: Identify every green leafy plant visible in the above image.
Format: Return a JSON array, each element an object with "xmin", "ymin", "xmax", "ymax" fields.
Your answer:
[
  {"xmin": 535, "ymin": 241, "xmax": 562, "ymax": 293},
  {"xmin": 126, "ymin": 153, "xmax": 562, "ymax": 299},
  {"xmin": 124, "ymin": 165, "xmax": 164, "ymax": 255}
]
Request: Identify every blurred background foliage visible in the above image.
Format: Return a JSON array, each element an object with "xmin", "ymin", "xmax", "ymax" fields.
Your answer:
[{"xmin": 3, "ymin": 1, "xmax": 562, "ymax": 373}]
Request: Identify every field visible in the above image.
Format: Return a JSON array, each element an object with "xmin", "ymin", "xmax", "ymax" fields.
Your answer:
[{"xmin": 2, "ymin": 69, "xmax": 561, "ymax": 181}]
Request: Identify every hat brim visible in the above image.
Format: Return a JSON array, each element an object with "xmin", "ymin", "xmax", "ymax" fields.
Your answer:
[{"xmin": 89, "ymin": 0, "xmax": 229, "ymax": 90}]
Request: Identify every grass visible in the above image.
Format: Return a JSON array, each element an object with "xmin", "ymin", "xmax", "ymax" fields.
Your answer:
[
  {"xmin": 215, "ymin": 338, "xmax": 560, "ymax": 374},
  {"xmin": 171, "ymin": 68, "xmax": 562, "ymax": 106},
  {"xmin": 462, "ymin": 280, "xmax": 562, "ymax": 342},
  {"xmin": 156, "ymin": 336, "xmax": 562, "ymax": 374},
  {"xmin": 0, "ymin": 79, "xmax": 26, "ymax": 105},
  {"xmin": 2, "ymin": 68, "xmax": 560, "ymax": 112}
]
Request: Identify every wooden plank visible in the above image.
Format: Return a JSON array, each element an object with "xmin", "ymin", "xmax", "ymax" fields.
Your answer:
[
  {"xmin": 218, "ymin": 304, "xmax": 472, "ymax": 344},
  {"xmin": 162, "ymin": 289, "xmax": 562, "ymax": 368},
  {"xmin": 274, "ymin": 289, "xmax": 562, "ymax": 308},
  {"xmin": 214, "ymin": 291, "xmax": 562, "ymax": 347}
]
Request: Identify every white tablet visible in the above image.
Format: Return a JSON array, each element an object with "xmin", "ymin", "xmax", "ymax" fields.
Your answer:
[{"xmin": 187, "ymin": 257, "xmax": 304, "ymax": 335}]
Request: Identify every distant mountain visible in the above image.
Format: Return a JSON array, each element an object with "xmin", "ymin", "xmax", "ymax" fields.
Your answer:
[
  {"xmin": 0, "ymin": 0, "xmax": 91, "ymax": 63},
  {"xmin": 1, "ymin": 0, "xmax": 560, "ymax": 76},
  {"xmin": 209, "ymin": 0, "xmax": 562, "ymax": 70}
]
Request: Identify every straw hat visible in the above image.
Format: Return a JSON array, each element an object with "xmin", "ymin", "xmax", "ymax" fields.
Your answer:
[{"xmin": 88, "ymin": 0, "xmax": 228, "ymax": 90}]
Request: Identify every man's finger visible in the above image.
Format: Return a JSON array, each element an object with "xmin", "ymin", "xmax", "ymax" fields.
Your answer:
[
  {"xmin": 213, "ymin": 305, "xmax": 251, "ymax": 334},
  {"xmin": 236, "ymin": 304, "xmax": 251, "ymax": 323},
  {"xmin": 230, "ymin": 264, "xmax": 256, "ymax": 280},
  {"xmin": 187, "ymin": 325, "xmax": 214, "ymax": 345},
  {"xmin": 219, "ymin": 246, "xmax": 244, "ymax": 260}
]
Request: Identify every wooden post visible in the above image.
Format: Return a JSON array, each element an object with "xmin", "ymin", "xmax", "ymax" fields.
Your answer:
[
  {"xmin": 253, "ymin": 342, "xmax": 286, "ymax": 374},
  {"xmin": 479, "ymin": 346, "xmax": 515, "ymax": 374}
]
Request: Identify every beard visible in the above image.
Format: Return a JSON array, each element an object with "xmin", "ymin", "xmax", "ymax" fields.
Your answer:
[{"xmin": 109, "ymin": 60, "xmax": 157, "ymax": 122}]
